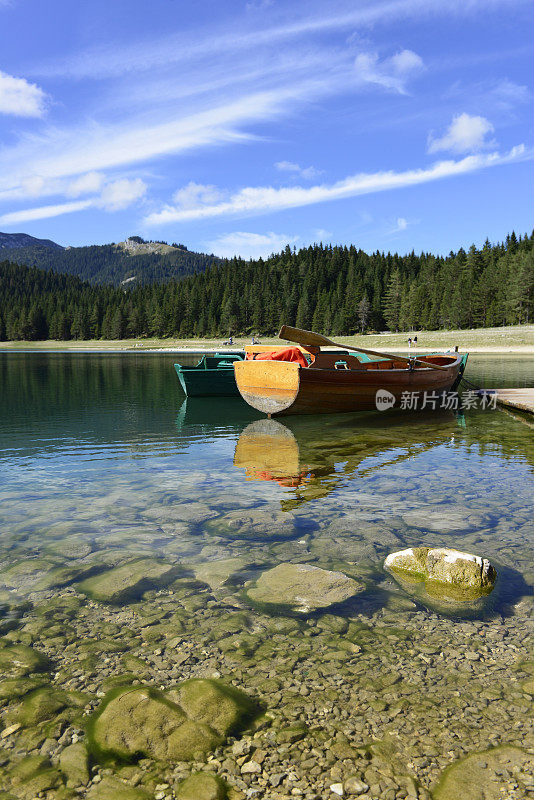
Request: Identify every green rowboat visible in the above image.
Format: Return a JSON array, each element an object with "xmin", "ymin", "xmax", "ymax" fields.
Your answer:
[{"xmin": 174, "ymin": 353, "xmax": 245, "ymax": 397}]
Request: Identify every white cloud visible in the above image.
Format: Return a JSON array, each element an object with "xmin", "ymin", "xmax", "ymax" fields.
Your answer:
[
  {"xmin": 97, "ymin": 178, "xmax": 147, "ymax": 211},
  {"xmin": 172, "ymin": 181, "xmax": 226, "ymax": 208},
  {"xmin": 206, "ymin": 231, "xmax": 299, "ymax": 259},
  {"xmin": 389, "ymin": 217, "xmax": 410, "ymax": 234},
  {"xmin": 0, "ymin": 199, "xmax": 93, "ymax": 226},
  {"xmin": 314, "ymin": 228, "xmax": 333, "ymax": 240},
  {"xmin": 66, "ymin": 172, "xmax": 105, "ymax": 198},
  {"xmin": 145, "ymin": 145, "xmax": 529, "ymax": 226},
  {"xmin": 0, "ymin": 70, "xmax": 47, "ymax": 117},
  {"xmin": 428, "ymin": 113, "xmax": 495, "ymax": 154},
  {"xmin": 354, "ymin": 49, "xmax": 424, "ymax": 94},
  {"xmin": 275, "ymin": 161, "xmax": 322, "ymax": 179}
]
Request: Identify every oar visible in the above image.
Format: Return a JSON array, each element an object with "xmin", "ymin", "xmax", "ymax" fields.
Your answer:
[{"xmin": 279, "ymin": 325, "xmax": 450, "ymax": 372}]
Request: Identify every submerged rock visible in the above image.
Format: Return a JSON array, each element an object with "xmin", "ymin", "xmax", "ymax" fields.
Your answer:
[
  {"xmin": 193, "ymin": 557, "xmax": 252, "ymax": 591},
  {"xmin": 88, "ymin": 679, "xmax": 258, "ymax": 763},
  {"xmin": 76, "ymin": 558, "xmax": 182, "ymax": 603},
  {"xmin": 433, "ymin": 745, "xmax": 532, "ymax": 800},
  {"xmin": 86, "ymin": 776, "xmax": 150, "ymax": 800},
  {"xmin": 402, "ymin": 505, "xmax": 490, "ymax": 533},
  {"xmin": 385, "ymin": 547, "xmax": 496, "ymax": 594},
  {"xmin": 176, "ymin": 773, "xmax": 228, "ymax": 800},
  {"xmin": 7, "ymin": 754, "xmax": 62, "ymax": 798},
  {"xmin": 59, "ymin": 742, "xmax": 90, "ymax": 787},
  {"xmin": 246, "ymin": 563, "xmax": 364, "ymax": 613},
  {"xmin": 0, "ymin": 643, "xmax": 50, "ymax": 677}
]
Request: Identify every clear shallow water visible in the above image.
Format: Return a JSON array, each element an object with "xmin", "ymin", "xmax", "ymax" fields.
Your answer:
[
  {"xmin": 0, "ymin": 353, "xmax": 532, "ymax": 605},
  {"xmin": 0, "ymin": 353, "xmax": 533, "ymax": 798}
]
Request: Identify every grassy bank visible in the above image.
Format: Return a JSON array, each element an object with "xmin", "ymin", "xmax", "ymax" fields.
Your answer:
[{"xmin": 1, "ymin": 324, "xmax": 533, "ymax": 353}]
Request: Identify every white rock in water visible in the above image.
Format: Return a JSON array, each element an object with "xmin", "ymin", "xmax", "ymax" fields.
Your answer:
[{"xmin": 385, "ymin": 547, "xmax": 496, "ymax": 590}]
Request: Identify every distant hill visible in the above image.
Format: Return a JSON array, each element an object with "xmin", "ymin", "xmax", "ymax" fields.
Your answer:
[
  {"xmin": 4, "ymin": 235, "xmax": 220, "ymax": 286},
  {"xmin": 0, "ymin": 231, "xmax": 63, "ymax": 251}
]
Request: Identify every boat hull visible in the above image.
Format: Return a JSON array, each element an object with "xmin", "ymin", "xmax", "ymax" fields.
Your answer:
[
  {"xmin": 174, "ymin": 354, "xmax": 244, "ymax": 397},
  {"xmin": 234, "ymin": 354, "xmax": 466, "ymax": 416}
]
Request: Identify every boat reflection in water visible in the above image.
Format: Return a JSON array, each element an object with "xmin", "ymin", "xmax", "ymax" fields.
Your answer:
[
  {"xmin": 233, "ymin": 419, "xmax": 314, "ymax": 487},
  {"xmin": 233, "ymin": 410, "xmax": 462, "ymax": 507}
]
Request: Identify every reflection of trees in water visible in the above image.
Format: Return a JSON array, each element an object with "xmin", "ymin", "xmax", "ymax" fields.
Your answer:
[
  {"xmin": 233, "ymin": 407, "xmax": 534, "ymax": 509},
  {"xmin": 450, "ymin": 408, "xmax": 534, "ymax": 471},
  {"xmin": 0, "ymin": 353, "xmax": 182, "ymax": 457}
]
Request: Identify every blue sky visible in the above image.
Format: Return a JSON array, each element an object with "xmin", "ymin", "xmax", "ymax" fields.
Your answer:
[{"xmin": 0, "ymin": 0, "xmax": 533, "ymax": 258}]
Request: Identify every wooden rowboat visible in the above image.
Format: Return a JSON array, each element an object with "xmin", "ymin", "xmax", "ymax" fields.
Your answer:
[
  {"xmin": 234, "ymin": 335, "xmax": 467, "ymax": 416},
  {"xmin": 174, "ymin": 345, "xmax": 378, "ymax": 398}
]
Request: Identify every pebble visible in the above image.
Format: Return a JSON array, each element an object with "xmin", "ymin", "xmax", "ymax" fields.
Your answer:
[
  {"xmin": 0, "ymin": 724, "xmax": 21, "ymax": 739},
  {"xmin": 241, "ymin": 761, "xmax": 262, "ymax": 774}
]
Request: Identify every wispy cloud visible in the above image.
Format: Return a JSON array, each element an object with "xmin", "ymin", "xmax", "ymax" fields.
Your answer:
[
  {"xmin": 206, "ymin": 231, "xmax": 299, "ymax": 259},
  {"xmin": 314, "ymin": 228, "xmax": 333, "ymax": 240},
  {"xmin": 28, "ymin": 0, "xmax": 529, "ymax": 81},
  {"xmin": 0, "ymin": 199, "xmax": 93, "ymax": 225},
  {"xmin": 388, "ymin": 216, "xmax": 411, "ymax": 234},
  {"xmin": 0, "ymin": 88, "xmax": 299, "ymax": 205},
  {"xmin": 0, "ymin": 70, "xmax": 47, "ymax": 117},
  {"xmin": 275, "ymin": 161, "xmax": 323, "ymax": 180},
  {"xmin": 144, "ymin": 145, "xmax": 529, "ymax": 226},
  {"xmin": 0, "ymin": 178, "xmax": 147, "ymax": 225},
  {"xmin": 444, "ymin": 78, "xmax": 531, "ymax": 115},
  {"xmin": 428, "ymin": 112, "xmax": 495, "ymax": 154},
  {"xmin": 354, "ymin": 49, "xmax": 424, "ymax": 94}
]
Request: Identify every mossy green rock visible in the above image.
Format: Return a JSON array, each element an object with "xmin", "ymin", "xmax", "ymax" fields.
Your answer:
[
  {"xmin": 0, "ymin": 642, "xmax": 50, "ymax": 676},
  {"xmin": 76, "ymin": 558, "xmax": 181, "ymax": 603},
  {"xmin": 176, "ymin": 773, "xmax": 228, "ymax": 800},
  {"xmin": 433, "ymin": 745, "xmax": 532, "ymax": 800},
  {"xmin": 246, "ymin": 563, "xmax": 364, "ymax": 613},
  {"xmin": 384, "ymin": 547, "xmax": 429, "ymax": 578},
  {"xmin": 89, "ymin": 680, "xmax": 258, "ymax": 763},
  {"xmin": 166, "ymin": 678, "xmax": 258, "ymax": 736},
  {"xmin": 86, "ymin": 777, "xmax": 150, "ymax": 800},
  {"xmin": 9, "ymin": 686, "xmax": 88, "ymax": 728},
  {"xmin": 385, "ymin": 547, "xmax": 496, "ymax": 600},
  {"xmin": 8, "ymin": 755, "xmax": 63, "ymax": 798},
  {"xmin": 0, "ymin": 677, "xmax": 47, "ymax": 700},
  {"xmin": 59, "ymin": 742, "xmax": 90, "ymax": 787}
]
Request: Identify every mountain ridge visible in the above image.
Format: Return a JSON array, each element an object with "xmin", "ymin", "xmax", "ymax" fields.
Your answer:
[
  {"xmin": 2, "ymin": 233, "xmax": 219, "ymax": 286},
  {"xmin": 0, "ymin": 231, "xmax": 64, "ymax": 251}
]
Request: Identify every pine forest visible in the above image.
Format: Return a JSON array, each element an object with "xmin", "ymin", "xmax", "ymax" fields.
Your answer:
[{"xmin": 1, "ymin": 230, "xmax": 533, "ymax": 341}]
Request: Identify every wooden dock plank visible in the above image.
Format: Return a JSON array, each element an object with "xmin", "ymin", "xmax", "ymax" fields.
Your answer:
[{"xmin": 494, "ymin": 388, "xmax": 534, "ymax": 415}]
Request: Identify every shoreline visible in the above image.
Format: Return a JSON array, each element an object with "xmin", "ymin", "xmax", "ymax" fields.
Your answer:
[
  {"xmin": 0, "ymin": 325, "xmax": 532, "ymax": 355},
  {"xmin": 1, "ymin": 346, "xmax": 534, "ymax": 355}
]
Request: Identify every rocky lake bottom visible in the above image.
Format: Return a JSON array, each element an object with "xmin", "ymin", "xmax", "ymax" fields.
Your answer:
[{"xmin": 0, "ymin": 353, "xmax": 532, "ymax": 800}]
